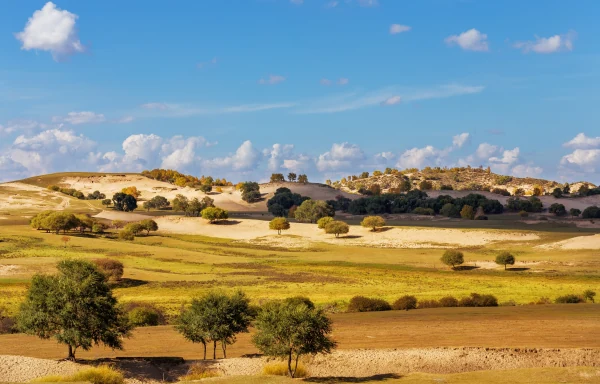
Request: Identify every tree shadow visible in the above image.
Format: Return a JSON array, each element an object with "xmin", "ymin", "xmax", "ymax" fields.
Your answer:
[
  {"xmin": 453, "ymin": 265, "xmax": 480, "ymax": 271},
  {"xmin": 339, "ymin": 235, "xmax": 363, "ymax": 239},
  {"xmin": 374, "ymin": 227, "xmax": 394, "ymax": 233},
  {"xmin": 304, "ymin": 374, "xmax": 403, "ymax": 383},
  {"xmin": 213, "ymin": 220, "xmax": 241, "ymax": 225},
  {"xmin": 507, "ymin": 267, "xmax": 530, "ymax": 271},
  {"xmin": 111, "ymin": 278, "xmax": 148, "ymax": 288}
]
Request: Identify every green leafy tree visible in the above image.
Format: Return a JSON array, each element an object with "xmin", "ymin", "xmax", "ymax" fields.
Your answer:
[
  {"xmin": 269, "ymin": 217, "xmax": 290, "ymax": 235},
  {"xmin": 118, "ymin": 230, "xmax": 135, "ymax": 241},
  {"xmin": 325, "ymin": 221, "xmax": 350, "ymax": 238},
  {"xmin": 287, "ymin": 173, "xmax": 297, "ymax": 182},
  {"xmin": 199, "ymin": 184, "xmax": 213, "ymax": 194},
  {"xmin": 583, "ymin": 290, "xmax": 596, "ymax": 303},
  {"xmin": 317, "ymin": 216, "xmax": 334, "ymax": 229},
  {"xmin": 440, "ymin": 250, "xmax": 464, "ymax": 269},
  {"xmin": 270, "ymin": 173, "xmax": 285, "ymax": 183},
  {"xmin": 419, "ymin": 180, "xmax": 433, "ymax": 191},
  {"xmin": 240, "ymin": 182, "xmax": 261, "ymax": 203},
  {"xmin": 549, "ymin": 203, "xmax": 567, "ymax": 216},
  {"xmin": 297, "ymin": 174, "xmax": 308, "ymax": 184},
  {"xmin": 124, "ymin": 222, "xmax": 144, "ymax": 236},
  {"xmin": 101, "ymin": 199, "xmax": 112, "ymax": 207},
  {"xmin": 140, "ymin": 219, "xmax": 159, "ymax": 235},
  {"xmin": 143, "ymin": 201, "xmax": 155, "ymax": 211},
  {"xmin": 570, "ymin": 208, "xmax": 582, "ymax": 218},
  {"xmin": 495, "ymin": 252, "xmax": 515, "ymax": 270},
  {"xmin": 17, "ymin": 260, "xmax": 131, "ymax": 361},
  {"xmin": 201, "ymin": 207, "xmax": 229, "ymax": 223},
  {"xmin": 252, "ymin": 300, "xmax": 336, "ymax": 378},
  {"xmin": 42, "ymin": 212, "xmax": 79, "ymax": 234},
  {"xmin": 112, "ymin": 193, "xmax": 137, "ymax": 212},
  {"xmin": 551, "ymin": 188, "xmax": 563, "ymax": 198},
  {"xmin": 172, "ymin": 194, "xmax": 189, "ymax": 213},
  {"xmin": 460, "ymin": 205, "xmax": 475, "ymax": 220},
  {"xmin": 149, "ymin": 195, "xmax": 170, "ymax": 209},
  {"xmin": 360, "ymin": 216, "xmax": 386, "ymax": 231},
  {"xmin": 294, "ymin": 200, "xmax": 335, "ymax": 223}
]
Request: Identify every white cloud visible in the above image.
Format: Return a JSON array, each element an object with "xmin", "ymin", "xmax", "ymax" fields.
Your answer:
[
  {"xmin": 141, "ymin": 102, "xmax": 169, "ymax": 110},
  {"xmin": 259, "ymin": 75, "xmax": 286, "ymax": 85},
  {"xmin": 381, "ymin": 96, "xmax": 401, "ymax": 106},
  {"xmin": 396, "ymin": 146, "xmax": 443, "ymax": 169},
  {"xmin": 511, "ymin": 164, "xmax": 543, "ymax": 177},
  {"xmin": 445, "ymin": 29, "xmax": 489, "ymax": 52},
  {"xmin": 475, "ymin": 143, "xmax": 500, "ymax": 159},
  {"xmin": 0, "ymin": 120, "xmax": 45, "ymax": 136},
  {"xmin": 561, "ymin": 149, "xmax": 600, "ymax": 173},
  {"xmin": 160, "ymin": 137, "xmax": 206, "ymax": 170},
  {"xmin": 282, "ymin": 156, "xmax": 311, "ymax": 173},
  {"xmin": 0, "ymin": 156, "xmax": 29, "ymax": 181},
  {"xmin": 489, "ymin": 147, "xmax": 520, "ymax": 165},
  {"xmin": 389, "ymin": 24, "xmax": 411, "ymax": 35},
  {"xmin": 316, "ymin": 142, "xmax": 364, "ymax": 171},
  {"xmin": 337, "ymin": 78, "xmax": 349, "ymax": 85},
  {"xmin": 325, "ymin": 1, "xmax": 339, "ymax": 8},
  {"xmin": 358, "ymin": 0, "xmax": 379, "ymax": 7},
  {"xmin": 52, "ymin": 111, "xmax": 106, "ymax": 125},
  {"xmin": 514, "ymin": 31, "xmax": 575, "ymax": 54},
  {"xmin": 563, "ymin": 133, "xmax": 600, "ymax": 149},
  {"xmin": 297, "ymin": 84, "xmax": 483, "ymax": 114},
  {"xmin": 452, "ymin": 133, "xmax": 470, "ymax": 148},
  {"xmin": 203, "ymin": 141, "xmax": 260, "ymax": 171},
  {"xmin": 320, "ymin": 78, "xmax": 332, "ymax": 86},
  {"xmin": 266, "ymin": 143, "xmax": 295, "ymax": 171},
  {"xmin": 137, "ymin": 102, "xmax": 295, "ymax": 118},
  {"xmin": 117, "ymin": 116, "xmax": 134, "ymax": 124},
  {"xmin": 15, "ymin": 2, "xmax": 84, "ymax": 61},
  {"xmin": 376, "ymin": 151, "xmax": 395, "ymax": 161}
]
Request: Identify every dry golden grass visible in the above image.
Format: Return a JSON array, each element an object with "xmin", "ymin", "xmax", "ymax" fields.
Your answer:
[
  {"xmin": 262, "ymin": 362, "xmax": 307, "ymax": 378},
  {"xmin": 32, "ymin": 365, "xmax": 124, "ymax": 384}
]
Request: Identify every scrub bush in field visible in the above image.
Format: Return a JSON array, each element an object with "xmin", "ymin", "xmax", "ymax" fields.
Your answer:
[
  {"xmin": 347, "ymin": 296, "xmax": 391, "ymax": 312},
  {"xmin": 392, "ymin": 295, "xmax": 417, "ymax": 311}
]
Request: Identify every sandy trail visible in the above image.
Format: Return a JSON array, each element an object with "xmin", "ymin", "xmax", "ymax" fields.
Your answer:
[{"xmin": 154, "ymin": 216, "xmax": 539, "ymax": 248}]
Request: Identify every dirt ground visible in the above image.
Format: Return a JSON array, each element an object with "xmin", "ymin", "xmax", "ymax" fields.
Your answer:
[
  {"xmin": 537, "ymin": 233, "xmax": 600, "ymax": 250},
  {"xmin": 153, "ymin": 216, "xmax": 539, "ymax": 248}
]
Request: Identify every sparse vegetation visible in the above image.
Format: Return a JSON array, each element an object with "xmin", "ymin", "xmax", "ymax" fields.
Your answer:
[
  {"xmin": 33, "ymin": 365, "xmax": 124, "ymax": 384},
  {"xmin": 440, "ymin": 250, "xmax": 464, "ymax": 269}
]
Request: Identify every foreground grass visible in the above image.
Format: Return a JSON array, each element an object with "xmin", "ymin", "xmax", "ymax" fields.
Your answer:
[{"xmin": 33, "ymin": 365, "xmax": 124, "ymax": 384}]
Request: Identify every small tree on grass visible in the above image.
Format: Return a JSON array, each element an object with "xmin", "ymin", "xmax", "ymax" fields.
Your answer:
[
  {"xmin": 140, "ymin": 219, "xmax": 159, "ymax": 235},
  {"xmin": 102, "ymin": 199, "xmax": 112, "ymax": 207},
  {"xmin": 317, "ymin": 216, "xmax": 334, "ymax": 229},
  {"xmin": 118, "ymin": 230, "xmax": 135, "ymax": 241},
  {"xmin": 495, "ymin": 252, "xmax": 515, "ymax": 270},
  {"xmin": 325, "ymin": 221, "xmax": 349, "ymax": 238},
  {"xmin": 460, "ymin": 205, "xmax": 475, "ymax": 220},
  {"xmin": 440, "ymin": 250, "xmax": 464, "ymax": 270},
  {"xmin": 583, "ymin": 290, "xmax": 596, "ymax": 303},
  {"xmin": 112, "ymin": 220, "xmax": 125, "ymax": 229},
  {"xmin": 252, "ymin": 300, "xmax": 336, "ymax": 378},
  {"xmin": 570, "ymin": 208, "xmax": 582, "ymax": 218},
  {"xmin": 269, "ymin": 217, "xmax": 290, "ymax": 235},
  {"xmin": 201, "ymin": 207, "xmax": 229, "ymax": 224},
  {"xmin": 361, "ymin": 216, "xmax": 386, "ymax": 232},
  {"xmin": 93, "ymin": 259, "xmax": 124, "ymax": 283},
  {"xmin": 17, "ymin": 260, "xmax": 131, "ymax": 361}
]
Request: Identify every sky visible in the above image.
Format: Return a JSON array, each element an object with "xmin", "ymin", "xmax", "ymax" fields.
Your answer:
[{"xmin": 0, "ymin": 0, "xmax": 599, "ymax": 183}]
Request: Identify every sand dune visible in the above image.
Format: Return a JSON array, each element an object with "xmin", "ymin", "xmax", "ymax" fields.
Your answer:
[{"xmin": 538, "ymin": 234, "xmax": 600, "ymax": 250}]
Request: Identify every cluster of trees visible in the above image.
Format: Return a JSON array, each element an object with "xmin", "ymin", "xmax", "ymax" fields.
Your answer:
[
  {"xmin": 267, "ymin": 187, "xmax": 310, "ymax": 217},
  {"xmin": 48, "ymin": 185, "xmax": 106, "ymax": 201},
  {"xmin": 112, "ymin": 192, "xmax": 138, "ymax": 212},
  {"xmin": 31, "ymin": 212, "xmax": 107, "ymax": 234},
  {"xmin": 269, "ymin": 173, "xmax": 309, "ymax": 183},
  {"xmin": 142, "ymin": 169, "xmax": 232, "ymax": 187},
  {"xmin": 344, "ymin": 190, "xmax": 503, "ymax": 217},
  {"xmin": 347, "ymin": 292, "xmax": 498, "ymax": 313},
  {"xmin": 142, "ymin": 196, "xmax": 170, "ymax": 211},
  {"xmin": 238, "ymin": 182, "xmax": 261, "ymax": 203},
  {"xmin": 118, "ymin": 219, "xmax": 159, "ymax": 240},
  {"xmin": 582, "ymin": 206, "xmax": 600, "ymax": 219},
  {"xmin": 440, "ymin": 250, "xmax": 517, "ymax": 270},
  {"xmin": 506, "ymin": 196, "xmax": 543, "ymax": 213},
  {"xmin": 315, "ymin": 217, "xmax": 349, "ymax": 237},
  {"xmin": 172, "ymin": 194, "xmax": 215, "ymax": 217},
  {"xmin": 294, "ymin": 200, "xmax": 335, "ymax": 223}
]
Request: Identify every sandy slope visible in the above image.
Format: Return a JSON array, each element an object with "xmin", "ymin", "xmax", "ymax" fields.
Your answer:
[
  {"xmin": 538, "ymin": 234, "xmax": 600, "ymax": 250},
  {"xmin": 154, "ymin": 216, "xmax": 539, "ymax": 248},
  {"xmin": 0, "ymin": 183, "xmax": 68, "ymax": 211}
]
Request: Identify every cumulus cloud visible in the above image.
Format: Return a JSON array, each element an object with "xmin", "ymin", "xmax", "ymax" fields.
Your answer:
[
  {"xmin": 0, "ymin": 120, "xmax": 45, "ymax": 136},
  {"xmin": 52, "ymin": 111, "xmax": 106, "ymax": 125},
  {"xmin": 561, "ymin": 149, "xmax": 600, "ymax": 173},
  {"xmin": 389, "ymin": 24, "xmax": 411, "ymax": 35},
  {"xmin": 265, "ymin": 144, "xmax": 295, "ymax": 171},
  {"xmin": 563, "ymin": 133, "xmax": 600, "ymax": 149},
  {"xmin": 259, "ymin": 75, "xmax": 286, "ymax": 85},
  {"xmin": 203, "ymin": 141, "xmax": 260, "ymax": 172},
  {"xmin": 141, "ymin": 102, "xmax": 169, "ymax": 110},
  {"xmin": 117, "ymin": 116, "xmax": 134, "ymax": 124},
  {"xmin": 0, "ymin": 156, "xmax": 29, "ymax": 181},
  {"xmin": 514, "ymin": 31, "xmax": 575, "ymax": 54},
  {"xmin": 396, "ymin": 133, "xmax": 470, "ymax": 169},
  {"xmin": 316, "ymin": 142, "xmax": 364, "ymax": 172},
  {"xmin": 15, "ymin": 2, "xmax": 84, "ymax": 61},
  {"xmin": 511, "ymin": 164, "xmax": 543, "ymax": 177},
  {"xmin": 282, "ymin": 155, "xmax": 312, "ymax": 173},
  {"xmin": 452, "ymin": 133, "xmax": 470, "ymax": 148},
  {"xmin": 381, "ymin": 96, "xmax": 401, "ymax": 106},
  {"xmin": 445, "ymin": 29, "xmax": 489, "ymax": 52},
  {"xmin": 475, "ymin": 143, "xmax": 500, "ymax": 159},
  {"xmin": 375, "ymin": 151, "xmax": 395, "ymax": 161}
]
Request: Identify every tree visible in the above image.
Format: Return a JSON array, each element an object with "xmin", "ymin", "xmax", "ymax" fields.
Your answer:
[
  {"xmin": 495, "ymin": 252, "xmax": 515, "ymax": 270},
  {"xmin": 121, "ymin": 186, "xmax": 141, "ymax": 198},
  {"xmin": 124, "ymin": 222, "xmax": 144, "ymax": 236},
  {"xmin": 583, "ymin": 290, "xmax": 596, "ymax": 303},
  {"xmin": 252, "ymin": 300, "xmax": 336, "ymax": 378},
  {"xmin": 419, "ymin": 180, "xmax": 432, "ymax": 191},
  {"xmin": 399, "ymin": 179, "xmax": 412, "ymax": 192},
  {"xmin": 549, "ymin": 203, "xmax": 567, "ymax": 216},
  {"xmin": 101, "ymin": 199, "xmax": 112, "ymax": 207},
  {"xmin": 112, "ymin": 220, "xmax": 125, "ymax": 229},
  {"xmin": 532, "ymin": 185, "xmax": 543, "ymax": 196},
  {"xmin": 297, "ymin": 174, "xmax": 308, "ymax": 184},
  {"xmin": 570, "ymin": 208, "xmax": 582, "ymax": 218},
  {"xmin": 176, "ymin": 291, "xmax": 252, "ymax": 359},
  {"xmin": 42, "ymin": 212, "xmax": 79, "ymax": 234},
  {"xmin": 17, "ymin": 260, "xmax": 131, "ymax": 361},
  {"xmin": 563, "ymin": 183, "xmax": 571, "ymax": 194},
  {"xmin": 317, "ymin": 216, "xmax": 334, "ymax": 229},
  {"xmin": 270, "ymin": 173, "xmax": 285, "ymax": 183},
  {"xmin": 199, "ymin": 184, "xmax": 212, "ymax": 194},
  {"xmin": 112, "ymin": 193, "xmax": 137, "ymax": 212},
  {"xmin": 269, "ymin": 217, "xmax": 290, "ymax": 235},
  {"xmin": 294, "ymin": 200, "xmax": 335, "ymax": 223},
  {"xmin": 150, "ymin": 195, "xmax": 170, "ymax": 209},
  {"xmin": 287, "ymin": 173, "xmax": 297, "ymax": 182},
  {"xmin": 369, "ymin": 184, "xmax": 381, "ymax": 196},
  {"xmin": 201, "ymin": 207, "xmax": 229, "ymax": 223},
  {"xmin": 361, "ymin": 216, "xmax": 386, "ymax": 232},
  {"xmin": 551, "ymin": 188, "xmax": 563, "ymax": 198},
  {"xmin": 143, "ymin": 201, "xmax": 155, "ymax": 212},
  {"xmin": 582, "ymin": 206, "xmax": 600, "ymax": 219},
  {"xmin": 140, "ymin": 219, "xmax": 159, "ymax": 235},
  {"xmin": 460, "ymin": 205, "xmax": 475, "ymax": 220},
  {"xmin": 93, "ymin": 259, "xmax": 124, "ymax": 283},
  {"xmin": 240, "ymin": 182, "xmax": 261, "ymax": 203},
  {"xmin": 172, "ymin": 194, "xmax": 190, "ymax": 213},
  {"xmin": 325, "ymin": 221, "xmax": 349, "ymax": 238},
  {"xmin": 118, "ymin": 230, "xmax": 135, "ymax": 241},
  {"xmin": 440, "ymin": 250, "xmax": 464, "ymax": 269}
]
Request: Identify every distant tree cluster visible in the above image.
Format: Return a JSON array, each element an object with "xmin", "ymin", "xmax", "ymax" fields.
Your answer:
[
  {"xmin": 267, "ymin": 187, "xmax": 311, "ymax": 217},
  {"xmin": 172, "ymin": 194, "xmax": 215, "ymax": 217},
  {"xmin": 294, "ymin": 200, "xmax": 335, "ymax": 223},
  {"xmin": 142, "ymin": 169, "xmax": 232, "ymax": 187},
  {"xmin": 582, "ymin": 206, "xmax": 600, "ymax": 219},
  {"xmin": 31, "ymin": 212, "xmax": 108, "ymax": 235},
  {"xmin": 142, "ymin": 195, "xmax": 170, "ymax": 211},
  {"xmin": 238, "ymin": 182, "xmax": 262, "ymax": 203},
  {"xmin": 112, "ymin": 192, "xmax": 138, "ymax": 212},
  {"xmin": 48, "ymin": 185, "xmax": 106, "ymax": 201},
  {"xmin": 506, "ymin": 196, "xmax": 543, "ymax": 213}
]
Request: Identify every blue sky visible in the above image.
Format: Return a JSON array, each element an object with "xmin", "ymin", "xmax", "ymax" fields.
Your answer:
[{"xmin": 1, "ymin": 0, "xmax": 599, "ymax": 183}]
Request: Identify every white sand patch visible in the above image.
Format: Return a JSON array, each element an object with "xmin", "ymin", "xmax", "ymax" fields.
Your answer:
[
  {"xmin": 0, "ymin": 265, "xmax": 19, "ymax": 276},
  {"xmin": 154, "ymin": 216, "xmax": 539, "ymax": 249},
  {"xmin": 93, "ymin": 210, "xmax": 153, "ymax": 222},
  {"xmin": 537, "ymin": 234, "xmax": 600, "ymax": 250}
]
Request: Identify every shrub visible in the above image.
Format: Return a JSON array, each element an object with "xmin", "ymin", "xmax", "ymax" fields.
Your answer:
[
  {"xmin": 459, "ymin": 293, "xmax": 498, "ymax": 307},
  {"xmin": 360, "ymin": 216, "xmax": 386, "ymax": 231},
  {"xmin": 324, "ymin": 221, "xmax": 350, "ymax": 238},
  {"xmin": 495, "ymin": 252, "xmax": 515, "ymax": 270},
  {"xmin": 583, "ymin": 290, "xmax": 596, "ymax": 303},
  {"xmin": 419, "ymin": 180, "xmax": 433, "ymax": 190},
  {"xmin": 91, "ymin": 223, "xmax": 106, "ymax": 234},
  {"xmin": 33, "ymin": 365, "xmax": 124, "ymax": 384},
  {"xmin": 439, "ymin": 296, "xmax": 459, "ymax": 307},
  {"xmin": 347, "ymin": 296, "xmax": 391, "ymax": 312},
  {"xmin": 534, "ymin": 297, "xmax": 552, "ymax": 305},
  {"xmin": 412, "ymin": 207, "xmax": 434, "ymax": 216},
  {"xmin": 180, "ymin": 364, "xmax": 221, "ymax": 380},
  {"xmin": 0, "ymin": 307, "xmax": 15, "ymax": 334},
  {"xmin": 582, "ymin": 206, "xmax": 600, "ymax": 219},
  {"xmin": 496, "ymin": 175, "xmax": 512, "ymax": 185},
  {"xmin": 201, "ymin": 207, "xmax": 229, "ymax": 223},
  {"xmin": 284, "ymin": 296, "xmax": 315, "ymax": 309},
  {"xmin": 549, "ymin": 203, "xmax": 567, "ymax": 216},
  {"xmin": 118, "ymin": 230, "xmax": 134, "ymax": 241},
  {"xmin": 440, "ymin": 250, "xmax": 464, "ymax": 269},
  {"xmin": 555, "ymin": 294, "xmax": 584, "ymax": 304},
  {"xmin": 317, "ymin": 216, "xmax": 334, "ymax": 229},
  {"xmin": 263, "ymin": 362, "xmax": 307, "ymax": 378},
  {"xmin": 440, "ymin": 203, "xmax": 460, "ymax": 218},
  {"xmin": 122, "ymin": 302, "xmax": 166, "ymax": 326},
  {"xmin": 460, "ymin": 205, "xmax": 475, "ymax": 220},
  {"xmin": 93, "ymin": 259, "xmax": 124, "ymax": 282},
  {"xmin": 519, "ymin": 210, "xmax": 529, "ymax": 218},
  {"xmin": 269, "ymin": 217, "xmax": 290, "ymax": 234},
  {"xmin": 417, "ymin": 299, "xmax": 441, "ymax": 309},
  {"xmin": 492, "ymin": 188, "xmax": 511, "ymax": 196},
  {"xmin": 440, "ymin": 184, "xmax": 453, "ymax": 190},
  {"xmin": 392, "ymin": 295, "xmax": 417, "ymax": 311}
]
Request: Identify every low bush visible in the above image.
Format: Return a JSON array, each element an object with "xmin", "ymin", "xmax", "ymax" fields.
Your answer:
[
  {"xmin": 533, "ymin": 297, "xmax": 552, "ymax": 305},
  {"xmin": 284, "ymin": 296, "xmax": 315, "ymax": 309},
  {"xmin": 555, "ymin": 294, "xmax": 584, "ymax": 304},
  {"xmin": 417, "ymin": 299, "xmax": 441, "ymax": 309},
  {"xmin": 439, "ymin": 296, "xmax": 459, "ymax": 307},
  {"xmin": 180, "ymin": 364, "xmax": 221, "ymax": 380},
  {"xmin": 347, "ymin": 296, "xmax": 391, "ymax": 312},
  {"xmin": 0, "ymin": 308, "xmax": 15, "ymax": 334},
  {"xmin": 412, "ymin": 207, "xmax": 434, "ymax": 216},
  {"xmin": 93, "ymin": 258, "xmax": 124, "ymax": 282},
  {"xmin": 118, "ymin": 230, "xmax": 134, "ymax": 241},
  {"xmin": 459, "ymin": 293, "xmax": 498, "ymax": 307},
  {"xmin": 33, "ymin": 365, "xmax": 124, "ymax": 384},
  {"xmin": 317, "ymin": 216, "xmax": 334, "ymax": 229},
  {"xmin": 491, "ymin": 188, "xmax": 511, "ymax": 196},
  {"xmin": 392, "ymin": 295, "xmax": 417, "ymax": 311},
  {"xmin": 122, "ymin": 302, "xmax": 167, "ymax": 326},
  {"xmin": 262, "ymin": 362, "xmax": 307, "ymax": 378}
]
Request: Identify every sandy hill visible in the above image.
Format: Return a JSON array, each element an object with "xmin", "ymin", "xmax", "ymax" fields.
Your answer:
[{"xmin": 4, "ymin": 173, "xmax": 355, "ymax": 213}]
